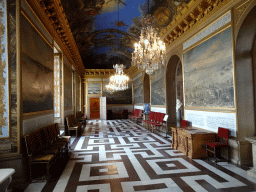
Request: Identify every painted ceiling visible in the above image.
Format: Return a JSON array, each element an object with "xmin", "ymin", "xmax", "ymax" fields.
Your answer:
[{"xmin": 60, "ymin": 0, "xmax": 190, "ymax": 69}]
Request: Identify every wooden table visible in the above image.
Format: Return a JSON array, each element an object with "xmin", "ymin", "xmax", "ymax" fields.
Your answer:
[{"xmin": 171, "ymin": 126, "xmax": 216, "ymax": 159}]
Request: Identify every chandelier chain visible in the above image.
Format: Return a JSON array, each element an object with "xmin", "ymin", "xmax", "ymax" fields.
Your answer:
[
  {"xmin": 132, "ymin": 1, "xmax": 166, "ymax": 75},
  {"xmin": 106, "ymin": 1, "xmax": 129, "ymax": 93}
]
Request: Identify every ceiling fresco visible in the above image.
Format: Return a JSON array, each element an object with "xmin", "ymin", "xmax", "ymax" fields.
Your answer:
[{"xmin": 61, "ymin": 0, "xmax": 190, "ymax": 69}]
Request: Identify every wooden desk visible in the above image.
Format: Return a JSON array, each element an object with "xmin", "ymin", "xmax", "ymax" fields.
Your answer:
[{"xmin": 171, "ymin": 126, "xmax": 215, "ymax": 159}]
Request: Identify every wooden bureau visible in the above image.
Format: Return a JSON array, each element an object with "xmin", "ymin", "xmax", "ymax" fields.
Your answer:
[{"xmin": 171, "ymin": 126, "xmax": 216, "ymax": 159}]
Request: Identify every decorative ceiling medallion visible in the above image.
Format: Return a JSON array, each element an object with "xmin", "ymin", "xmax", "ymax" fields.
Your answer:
[{"xmin": 153, "ymin": 6, "xmax": 172, "ymax": 28}]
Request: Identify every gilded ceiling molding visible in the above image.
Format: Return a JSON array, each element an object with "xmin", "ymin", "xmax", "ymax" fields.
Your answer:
[
  {"xmin": 84, "ymin": 69, "xmax": 115, "ymax": 78},
  {"xmin": 161, "ymin": 0, "xmax": 230, "ymax": 46},
  {"xmin": 25, "ymin": 0, "xmax": 85, "ymax": 76},
  {"xmin": 83, "ymin": 66, "xmax": 141, "ymax": 79}
]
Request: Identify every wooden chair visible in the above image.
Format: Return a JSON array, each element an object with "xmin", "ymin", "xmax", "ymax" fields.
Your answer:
[
  {"xmin": 24, "ymin": 132, "xmax": 55, "ymax": 180},
  {"xmin": 151, "ymin": 113, "xmax": 166, "ymax": 133},
  {"xmin": 76, "ymin": 111, "xmax": 87, "ymax": 126},
  {"xmin": 142, "ymin": 111, "xmax": 155, "ymax": 129},
  {"xmin": 131, "ymin": 109, "xmax": 143, "ymax": 123},
  {"xmin": 148, "ymin": 112, "xmax": 160, "ymax": 132},
  {"xmin": 66, "ymin": 115, "xmax": 82, "ymax": 137},
  {"xmin": 128, "ymin": 109, "xmax": 135, "ymax": 120},
  {"xmin": 205, "ymin": 127, "xmax": 230, "ymax": 165}
]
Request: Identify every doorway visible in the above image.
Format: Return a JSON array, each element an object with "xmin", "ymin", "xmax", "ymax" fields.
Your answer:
[
  {"xmin": 166, "ymin": 55, "xmax": 182, "ymax": 125},
  {"xmin": 235, "ymin": 5, "xmax": 256, "ymax": 139},
  {"xmin": 144, "ymin": 73, "xmax": 150, "ymax": 103},
  {"xmin": 90, "ymin": 97, "xmax": 100, "ymax": 119},
  {"xmin": 175, "ymin": 61, "xmax": 184, "ymax": 121}
]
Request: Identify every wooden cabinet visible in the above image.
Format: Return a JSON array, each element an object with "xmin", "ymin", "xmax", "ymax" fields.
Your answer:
[{"xmin": 171, "ymin": 126, "xmax": 215, "ymax": 159}]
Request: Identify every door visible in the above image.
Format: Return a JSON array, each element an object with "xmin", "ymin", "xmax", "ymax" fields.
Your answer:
[
  {"xmin": 100, "ymin": 97, "xmax": 106, "ymax": 120},
  {"xmin": 90, "ymin": 98, "xmax": 100, "ymax": 119}
]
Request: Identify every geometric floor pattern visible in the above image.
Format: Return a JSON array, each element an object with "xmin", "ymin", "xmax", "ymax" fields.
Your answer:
[{"xmin": 24, "ymin": 119, "xmax": 256, "ymax": 192}]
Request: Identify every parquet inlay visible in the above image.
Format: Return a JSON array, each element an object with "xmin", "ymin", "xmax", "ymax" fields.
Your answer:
[{"xmin": 24, "ymin": 119, "xmax": 256, "ymax": 192}]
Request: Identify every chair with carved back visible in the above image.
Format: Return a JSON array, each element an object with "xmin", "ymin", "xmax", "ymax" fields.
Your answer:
[{"xmin": 205, "ymin": 127, "xmax": 230, "ymax": 165}]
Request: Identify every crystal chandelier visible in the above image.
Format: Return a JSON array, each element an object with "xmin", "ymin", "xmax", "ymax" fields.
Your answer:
[
  {"xmin": 106, "ymin": 64, "xmax": 129, "ymax": 92},
  {"xmin": 105, "ymin": 82, "xmax": 116, "ymax": 94},
  {"xmin": 132, "ymin": 13, "xmax": 166, "ymax": 75}
]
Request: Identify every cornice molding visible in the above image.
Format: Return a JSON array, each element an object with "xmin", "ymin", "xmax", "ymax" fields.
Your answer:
[
  {"xmin": 84, "ymin": 69, "xmax": 116, "ymax": 79},
  {"xmin": 83, "ymin": 66, "xmax": 142, "ymax": 79},
  {"xmin": 161, "ymin": 0, "xmax": 232, "ymax": 47},
  {"xmin": 25, "ymin": 0, "xmax": 85, "ymax": 77}
]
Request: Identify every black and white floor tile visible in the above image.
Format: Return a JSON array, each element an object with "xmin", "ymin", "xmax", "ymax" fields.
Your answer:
[{"xmin": 24, "ymin": 119, "xmax": 256, "ymax": 192}]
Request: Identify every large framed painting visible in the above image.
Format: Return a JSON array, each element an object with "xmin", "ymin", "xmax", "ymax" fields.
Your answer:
[
  {"xmin": 183, "ymin": 27, "xmax": 234, "ymax": 108},
  {"xmin": 21, "ymin": 14, "xmax": 54, "ymax": 114},
  {"xmin": 64, "ymin": 64, "xmax": 72, "ymax": 109},
  {"xmin": 0, "ymin": 0, "xmax": 9, "ymax": 138},
  {"xmin": 133, "ymin": 77, "xmax": 143, "ymax": 104},
  {"xmin": 88, "ymin": 83, "xmax": 101, "ymax": 94},
  {"xmin": 151, "ymin": 65, "xmax": 165, "ymax": 105},
  {"xmin": 103, "ymin": 82, "xmax": 132, "ymax": 104}
]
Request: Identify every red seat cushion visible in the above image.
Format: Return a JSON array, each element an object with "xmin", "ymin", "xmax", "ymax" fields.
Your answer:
[
  {"xmin": 181, "ymin": 120, "xmax": 188, "ymax": 126},
  {"xmin": 205, "ymin": 141, "xmax": 227, "ymax": 148}
]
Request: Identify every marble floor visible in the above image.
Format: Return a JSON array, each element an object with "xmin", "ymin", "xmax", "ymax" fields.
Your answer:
[{"xmin": 22, "ymin": 119, "xmax": 256, "ymax": 192}]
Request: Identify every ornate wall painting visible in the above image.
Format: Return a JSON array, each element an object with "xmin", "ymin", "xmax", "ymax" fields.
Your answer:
[
  {"xmin": 0, "ymin": 0, "xmax": 9, "ymax": 138},
  {"xmin": 64, "ymin": 64, "xmax": 72, "ymax": 109},
  {"xmin": 21, "ymin": 14, "xmax": 54, "ymax": 114},
  {"xmin": 151, "ymin": 65, "xmax": 165, "ymax": 106},
  {"xmin": 103, "ymin": 82, "xmax": 132, "ymax": 104},
  {"xmin": 133, "ymin": 77, "xmax": 143, "ymax": 104},
  {"xmin": 183, "ymin": 27, "xmax": 235, "ymax": 108},
  {"xmin": 88, "ymin": 83, "xmax": 101, "ymax": 94}
]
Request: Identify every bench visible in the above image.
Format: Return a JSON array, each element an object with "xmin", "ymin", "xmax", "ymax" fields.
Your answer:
[
  {"xmin": 24, "ymin": 123, "xmax": 70, "ymax": 180},
  {"xmin": 66, "ymin": 114, "xmax": 83, "ymax": 137}
]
